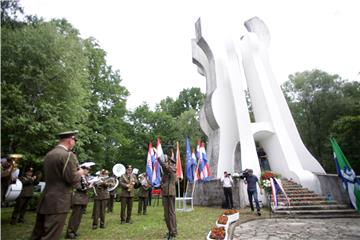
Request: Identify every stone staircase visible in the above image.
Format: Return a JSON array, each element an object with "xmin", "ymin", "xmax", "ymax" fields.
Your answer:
[{"xmin": 270, "ymin": 179, "xmax": 360, "ymax": 218}]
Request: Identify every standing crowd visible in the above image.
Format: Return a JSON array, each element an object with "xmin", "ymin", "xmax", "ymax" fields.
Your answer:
[{"xmin": 1, "ymin": 130, "xmax": 177, "ymax": 240}]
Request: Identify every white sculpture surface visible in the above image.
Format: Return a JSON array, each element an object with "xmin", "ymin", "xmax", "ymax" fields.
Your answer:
[{"xmin": 192, "ymin": 16, "xmax": 326, "ymax": 195}]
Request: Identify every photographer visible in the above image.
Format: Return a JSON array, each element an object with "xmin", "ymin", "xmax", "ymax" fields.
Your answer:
[{"xmin": 221, "ymin": 171, "xmax": 234, "ymax": 209}]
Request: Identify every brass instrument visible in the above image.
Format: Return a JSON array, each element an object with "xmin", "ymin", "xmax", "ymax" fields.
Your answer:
[
  {"xmin": 88, "ymin": 176, "xmax": 119, "ymax": 192},
  {"xmin": 138, "ymin": 173, "xmax": 151, "ymax": 190}
]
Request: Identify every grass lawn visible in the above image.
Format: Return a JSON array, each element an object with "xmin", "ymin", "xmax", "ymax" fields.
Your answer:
[{"xmin": 1, "ymin": 201, "xmax": 269, "ymax": 239}]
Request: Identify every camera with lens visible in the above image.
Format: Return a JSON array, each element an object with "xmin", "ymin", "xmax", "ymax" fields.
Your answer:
[{"xmin": 239, "ymin": 169, "xmax": 250, "ymax": 179}]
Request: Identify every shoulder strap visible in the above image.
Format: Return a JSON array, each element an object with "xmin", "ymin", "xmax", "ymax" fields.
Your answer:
[{"xmin": 62, "ymin": 151, "xmax": 72, "ymax": 177}]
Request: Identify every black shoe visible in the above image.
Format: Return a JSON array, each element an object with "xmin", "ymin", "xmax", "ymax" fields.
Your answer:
[
  {"xmin": 10, "ymin": 220, "xmax": 16, "ymax": 225},
  {"xmin": 18, "ymin": 219, "xmax": 24, "ymax": 223},
  {"xmin": 92, "ymin": 225, "xmax": 97, "ymax": 230},
  {"xmin": 126, "ymin": 220, "xmax": 133, "ymax": 224},
  {"xmin": 65, "ymin": 232, "xmax": 76, "ymax": 239},
  {"xmin": 257, "ymin": 211, "xmax": 261, "ymax": 216},
  {"xmin": 100, "ymin": 224, "xmax": 105, "ymax": 229},
  {"xmin": 143, "ymin": 212, "xmax": 147, "ymax": 215},
  {"xmin": 120, "ymin": 221, "xmax": 125, "ymax": 224}
]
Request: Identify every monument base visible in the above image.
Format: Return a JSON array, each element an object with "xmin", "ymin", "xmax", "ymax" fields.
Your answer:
[{"xmin": 187, "ymin": 178, "xmax": 251, "ymax": 209}]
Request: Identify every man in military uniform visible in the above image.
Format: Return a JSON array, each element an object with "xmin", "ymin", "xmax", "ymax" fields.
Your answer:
[
  {"xmin": 137, "ymin": 172, "xmax": 151, "ymax": 215},
  {"xmin": 158, "ymin": 147, "xmax": 177, "ymax": 239},
  {"xmin": 65, "ymin": 162, "xmax": 94, "ymax": 239},
  {"xmin": 92, "ymin": 169, "xmax": 110, "ymax": 229},
  {"xmin": 31, "ymin": 130, "xmax": 85, "ymax": 240},
  {"xmin": 11, "ymin": 166, "xmax": 37, "ymax": 224},
  {"xmin": 119, "ymin": 165, "xmax": 138, "ymax": 224}
]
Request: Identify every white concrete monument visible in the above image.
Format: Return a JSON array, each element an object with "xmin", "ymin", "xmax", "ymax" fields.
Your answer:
[{"xmin": 192, "ymin": 16, "xmax": 326, "ymax": 196}]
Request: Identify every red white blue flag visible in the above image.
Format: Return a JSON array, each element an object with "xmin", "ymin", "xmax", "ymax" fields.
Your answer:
[{"xmin": 146, "ymin": 141, "xmax": 154, "ymax": 184}]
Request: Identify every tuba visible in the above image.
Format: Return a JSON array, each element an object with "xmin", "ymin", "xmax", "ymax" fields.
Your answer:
[{"xmin": 4, "ymin": 154, "xmax": 23, "ymax": 202}]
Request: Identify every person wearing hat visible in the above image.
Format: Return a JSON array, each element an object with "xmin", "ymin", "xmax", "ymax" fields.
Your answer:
[
  {"xmin": 92, "ymin": 169, "xmax": 110, "ymax": 229},
  {"xmin": 1, "ymin": 154, "xmax": 22, "ymax": 205},
  {"xmin": 10, "ymin": 166, "xmax": 38, "ymax": 224},
  {"xmin": 137, "ymin": 172, "xmax": 151, "ymax": 215},
  {"xmin": 65, "ymin": 162, "xmax": 94, "ymax": 239},
  {"xmin": 119, "ymin": 165, "xmax": 139, "ymax": 224},
  {"xmin": 31, "ymin": 130, "xmax": 85, "ymax": 240},
  {"xmin": 158, "ymin": 147, "xmax": 177, "ymax": 240}
]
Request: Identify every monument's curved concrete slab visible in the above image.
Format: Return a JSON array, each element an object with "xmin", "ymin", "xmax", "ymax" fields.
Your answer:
[{"xmin": 191, "ymin": 16, "xmax": 326, "ymax": 206}]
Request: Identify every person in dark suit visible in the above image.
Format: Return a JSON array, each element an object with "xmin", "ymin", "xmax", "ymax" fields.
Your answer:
[
  {"xmin": 158, "ymin": 147, "xmax": 177, "ymax": 240},
  {"xmin": 92, "ymin": 169, "xmax": 110, "ymax": 229},
  {"xmin": 65, "ymin": 162, "xmax": 94, "ymax": 239},
  {"xmin": 119, "ymin": 165, "xmax": 138, "ymax": 224},
  {"xmin": 137, "ymin": 172, "xmax": 151, "ymax": 215},
  {"xmin": 10, "ymin": 166, "xmax": 38, "ymax": 224},
  {"xmin": 31, "ymin": 130, "xmax": 85, "ymax": 240}
]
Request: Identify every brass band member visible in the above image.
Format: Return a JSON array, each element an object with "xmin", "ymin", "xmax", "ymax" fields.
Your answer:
[
  {"xmin": 92, "ymin": 169, "xmax": 110, "ymax": 229},
  {"xmin": 10, "ymin": 166, "xmax": 38, "ymax": 225},
  {"xmin": 119, "ymin": 165, "xmax": 138, "ymax": 224},
  {"xmin": 107, "ymin": 182, "xmax": 116, "ymax": 213},
  {"xmin": 66, "ymin": 162, "xmax": 94, "ymax": 239},
  {"xmin": 31, "ymin": 130, "xmax": 85, "ymax": 240},
  {"xmin": 158, "ymin": 147, "xmax": 177, "ymax": 240},
  {"xmin": 1, "ymin": 154, "xmax": 22, "ymax": 205},
  {"xmin": 137, "ymin": 172, "xmax": 151, "ymax": 215}
]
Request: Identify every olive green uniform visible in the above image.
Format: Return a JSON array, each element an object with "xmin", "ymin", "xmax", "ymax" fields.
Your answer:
[
  {"xmin": 31, "ymin": 145, "xmax": 80, "ymax": 240},
  {"xmin": 92, "ymin": 182, "xmax": 110, "ymax": 228},
  {"xmin": 159, "ymin": 158, "xmax": 177, "ymax": 237},
  {"xmin": 66, "ymin": 181, "xmax": 90, "ymax": 236},
  {"xmin": 137, "ymin": 177, "xmax": 150, "ymax": 215},
  {"xmin": 11, "ymin": 175, "xmax": 37, "ymax": 224},
  {"xmin": 119, "ymin": 173, "xmax": 138, "ymax": 223}
]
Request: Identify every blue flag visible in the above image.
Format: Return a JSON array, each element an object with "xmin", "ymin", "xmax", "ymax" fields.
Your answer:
[{"xmin": 185, "ymin": 137, "xmax": 196, "ymax": 183}]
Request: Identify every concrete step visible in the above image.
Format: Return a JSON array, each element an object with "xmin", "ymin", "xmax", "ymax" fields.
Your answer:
[
  {"xmin": 279, "ymin": 192, "xmax": 317, "ymax": 197},
  {"xmin": 272, "ymin": 208, "xmax": 360, "ymax": 217},
  {"xmin": 277, "ymin": 196, "xmax": 327, "ymax": 201},
  {"xmin": 274, "ymin": 204, "xmax": 350, "ymax": 211},
  {"xmin": 282, "ymin": 200, "xmax": 337, "ymax": 206}
]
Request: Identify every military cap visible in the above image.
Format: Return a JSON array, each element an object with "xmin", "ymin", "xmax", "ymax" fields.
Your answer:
[
  {"xmin": 126, "ymin": 165, "xmax": 133, "ymax": 169},
  {"xmin": 58, "ymin": 130, "xmax": 79, "ymax": 139},
  {"xmin": 8, "ymin": 154, "xmax": 24, "ymax": 159},
  {"xmin": 80, "ymin": 162, "xmax": 95, "ymax": 169},
  {"xmin": 25, "ymin": 167, "xmax": 34, "ymax": 172}
]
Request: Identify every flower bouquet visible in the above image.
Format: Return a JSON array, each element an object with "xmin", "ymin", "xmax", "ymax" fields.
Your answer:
[
  {"xmin": 223, "ymin": 209, "xmax": 239, "ymax": 223},
  {"xmin": 260, "ymin": 171, "xmax": 281, "ymax": 193},
  {"xmin": 216, "ymin": 215, "xmax": 229, "ymax": 228},
  {"xmin": 207, "ymin": 226, "xmax": 227, "ymax": 240}
]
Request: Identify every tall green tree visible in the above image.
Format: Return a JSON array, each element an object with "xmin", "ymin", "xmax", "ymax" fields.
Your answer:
[
  {"xmin": 330, "ymin": 116, "xmax": 360, "ymax": 174},
  {"xmin": 282, "ymin": 69, "xmax": 360, "ymax": 172},
  {"xmin": 1, "ymin": 18, "xmax": 90, "ymax": 164}
]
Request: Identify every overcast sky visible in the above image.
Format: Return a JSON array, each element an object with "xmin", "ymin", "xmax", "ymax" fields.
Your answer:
[{"xmin": 21, "ymin": 0, "xmax": 360, "ymax": 110}]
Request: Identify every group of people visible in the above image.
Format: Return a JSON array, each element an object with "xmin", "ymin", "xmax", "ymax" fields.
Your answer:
[
  {"xmin": 2, "ymin": 130, "xmax": 178, "ymax": 240},
  {"xmin": 221, "ymin": 169, "xmax": 262, "ymax": 216}
]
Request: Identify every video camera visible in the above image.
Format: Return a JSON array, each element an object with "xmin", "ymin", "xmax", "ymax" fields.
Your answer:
[{"xmin": 239, "ymin": 169, "xmax": 251, "ymax": 179}]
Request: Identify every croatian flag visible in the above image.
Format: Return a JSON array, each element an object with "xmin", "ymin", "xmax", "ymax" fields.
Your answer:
[
  {"xmin": 185, "ymin": 137, "xmax": 196, "ymax": 183},
  {"xmin": 199, "ymin": 141, "xmax": 210, "ymax": 181},
  {"xmin": 146, "ymin": 141, "xmax": 154, "ymax": 184},
  {"xmin": 193, "ymin": 150, "xmax": 200, "ymax": 182},
  {"xmin": 152, "ymin": 137, "xmax": 163, "ymax": 187}
]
